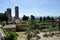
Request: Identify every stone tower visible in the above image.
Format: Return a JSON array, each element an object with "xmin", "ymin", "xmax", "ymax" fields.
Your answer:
[
  {"xmin": 6, "ymin": 8, "xmax": 12, "ymax": 21},
  {"xmin": 15, "ymin": 6, "xmax": 19, "ymax": 19}
]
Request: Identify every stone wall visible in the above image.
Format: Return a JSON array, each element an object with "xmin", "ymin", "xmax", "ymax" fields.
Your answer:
[{"xmin": 16, "ymin": 24, "xmax": 29, "ymax": 31}]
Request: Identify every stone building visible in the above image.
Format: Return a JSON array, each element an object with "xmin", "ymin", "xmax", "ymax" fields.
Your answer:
[{"xmin": 5, "ymin": 8, "xmax": 12, "ymax": 21}]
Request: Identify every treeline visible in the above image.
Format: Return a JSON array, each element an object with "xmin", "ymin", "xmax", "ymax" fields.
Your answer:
[
  {"xmin": 22, "ymin": 15, "xmax": 60, "ymax": 33},
  {"xmin": 22, "ymin": 15, "xmax": 35, "ymax": 20},
  {"xmin": 22, "ymin": 15, "xmax": 59, "ymax": 21}
]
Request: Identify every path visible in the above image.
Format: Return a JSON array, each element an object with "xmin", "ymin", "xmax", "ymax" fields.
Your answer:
[
  {"xmin": 17, "ymin": 32, "xmax": 27, "ymax": 40},
  {"xmin": 17, "ymin": 32, "xmax": 60, "ymax": 40}
]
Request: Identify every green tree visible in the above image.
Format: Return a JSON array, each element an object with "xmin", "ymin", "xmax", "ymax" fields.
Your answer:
[
  {"xmin": 51, "ymin": 17, "xmax": 54, "ymax": 20},
  {"xmin": 26, "ymin": 28, "xmax": 32, "ymax": 40},
  {"xmin": 47, "ymin": 16, "xmax": 51, "ymax": 20},
  {"xmin": 30, "ymin": 15, "xmax": 35, "ymax": 20},
  {"xmin": 22, "ymin": 15, "xmax": 29, "ymax": 21},
  {"xmin": 0, "ymin": 13, "xmax": 8, "ymax": 22},
  {"xmin": 43, "ymin": 16, "xmax": 46, "ymax": 22},
  {"xmin": 46, "ymin": 16, "xmax": 51, "ymax": 21},
  {"xmin": 40, "ymin": 17, "xmax": 42, "ymax": 22}
]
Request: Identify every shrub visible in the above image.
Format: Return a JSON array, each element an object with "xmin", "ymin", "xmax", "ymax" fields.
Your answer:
[
  {"xmin": 5, "ymin": 30, "xmax": 18, "ymax": 40},
  {"xmin": 33, "ymin": 29, "xmax": 40, "ymax": 36}
]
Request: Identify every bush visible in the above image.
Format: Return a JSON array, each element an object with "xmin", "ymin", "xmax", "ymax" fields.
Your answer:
[
  {"xmin": 28, "ymin": 20, "xmax": 36, "ymax": 24},
  {"xmin": 33, "ymin": 29, "xmax": 39, "ymax": 34},
  {"xmin": 5, "ymin": 30, "xmax": 18, "ymax": 40}
]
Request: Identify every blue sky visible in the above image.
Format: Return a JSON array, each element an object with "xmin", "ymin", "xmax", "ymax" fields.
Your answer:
[{"xmin": 0, "ymin": 0, "xmax": 60, "ymax": 17}]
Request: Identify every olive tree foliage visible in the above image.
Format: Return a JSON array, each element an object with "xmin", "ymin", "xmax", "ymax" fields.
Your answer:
[
  {"xmin": 26, "ymin": 28, "xmax": 32, "ymax": 40},
  {"xmin": 48, "ymin": 26, "xmax": 54, "ymax": 34},
  {"xmin": 27, "ymin": 16, "xmax": 40, "ymax": 40},
  {"xmin": 26, "ymin": 28, "xmax": 40, "ymax": 40},
  {"xmin": 28, "ymin": 20, "xmax": 37, "ymax": 24}
]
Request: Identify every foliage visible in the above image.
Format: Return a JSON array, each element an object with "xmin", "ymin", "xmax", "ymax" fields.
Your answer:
[
  {"xmin": 48, "ymin": 26, "xmax": 54, "ymax": 33},
  {"xmin": 0, "ymin": 13, "xmax": 8, "ymax": 21},
  {"xmin": 47, "ymin": 16, "xmax": 51, "ymax": 20},
  {"xmin": 52, "ymin": 24, "xmax": 56, "ymax": 28},
  {"xmin": 26, "ymin": 28, "xmax": 40, "ymax": 40},
  {"xmin": 26, "ymin": 28, "xmax": 32, "ymax": 40},
  {"xmin": 30, "ymin": 24, "xmax": 40, "ymax": 30},
  {"xmin": 43, "ymin": 16, "xmax": 46, "ymax": 22},
  {"xmin": 32, "ymin": 29, "xmax": 40, "ymax": 37},
  {"xmin": 30, "ymin": 15, "xmax": 35, "ymax": 20},
  {"xmin": 53, "ymin": 27, "xmax": 59, "ymax": 31},
  {"xmin": 42, "ymin": 16, "xmax": 55, "ymax": 23},
  {"xmin": 40, "ymin": 17, "xmax": 42, "ymax": 22},
  {"xmin": 51, "ymin": 17, "xmax": 54, "ymax": 20},
  {"xmin": 28, "ymin": 20, "xmax": 36, "ymax": 24},
  {"xmin": 4, "ymin": 30, "xmax": 18, "ymax": 40},
  {"xmin": 22, "ymin": 15, "xmax": 29, "ymax": 21}
]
